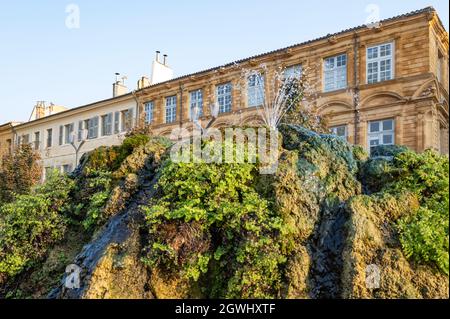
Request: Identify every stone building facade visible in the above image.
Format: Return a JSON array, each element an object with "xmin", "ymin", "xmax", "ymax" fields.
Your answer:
[
  {"xmin": 0, "ymin": 7, "xmax": 448, "ymax": 176},
  {"xmin": 136, "ymin": 7, "xmax": 448, "ymax": 155}
]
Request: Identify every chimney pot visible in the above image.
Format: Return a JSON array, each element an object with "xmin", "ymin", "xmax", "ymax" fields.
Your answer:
[
  {"xmin": 156, "ymin": 51, "xmax": 161, "ymax": 62},
  {"xmin": 163, "ymin": 54, "xmax": 168, "ymax": 65}
]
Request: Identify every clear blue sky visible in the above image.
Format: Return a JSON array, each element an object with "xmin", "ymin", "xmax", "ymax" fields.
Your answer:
[{"xmin": 0, "ymin": 0, "xmax": 448, "ymax": 123}]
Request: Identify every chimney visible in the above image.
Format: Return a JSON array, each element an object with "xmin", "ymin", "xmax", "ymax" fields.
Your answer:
[
  {"xmin": 137, "ymin": 76, "xmax": 151, "ymax": 90},
  {"xmin": 30, "ymin": 101, "xmax": 67, "ymax": 121},
  {"xmin": 113, "ymin": 73, "xmax": 129, "ymax": 97},
  {"xmin": 35, "ymin": 101, "xmax": 45, "ymax": 119},
  {"xmin": 150, "ymin": 52, "xmax": 174, "ymax": 85}
]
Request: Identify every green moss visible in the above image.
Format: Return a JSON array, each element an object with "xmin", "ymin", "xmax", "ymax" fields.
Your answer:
[{"xmin": 342, "ymin": 192, "xmax": 447, "ymax": 298}]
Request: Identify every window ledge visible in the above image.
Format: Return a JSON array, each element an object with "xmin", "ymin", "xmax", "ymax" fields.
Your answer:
[
  {"xmin": 319, "ymin": 88, "xmax": 348, "ymax": 97},
  {"xmin": 359, "ymin": 78, "xmax": 396, "ymax": 89}
]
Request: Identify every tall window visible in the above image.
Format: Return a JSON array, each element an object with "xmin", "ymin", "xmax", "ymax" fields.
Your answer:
[
  {"xmin": 59, "ymin": 126, "xmax": 64, "ymax": 145},
  {"xmin": 6, "ymin": 139, "xmax": 12, "ymax": 154},
  {"xmin": 114, "ymin": 112, "xmax": 120, "ymax": 134},
  {"xmin": 247, "ymin": 73, "xmax": 265, "ymax": 107},
  {"xmin": 190, "ymin": 90, "xmax": 203, "ymax": 120},
  {"xmin": 47, "ymin": 129, "xmax": 53, "ymax": 148},
  {"xmin": 216, "ymin": 83, "xmax": 232, "ymax": 113},
  {"xmin": 101, "ymin": 113, "xmax": 113, "ymax": 136},
  {"xmin": 324, "ymin": 54, "xmax": 347, "ymax": 92},
  {"xmin": 44, "ymin": 167, "xmax": 53, "ymax": 180},
  {"xmin": 144, "ymin": 101, "xmax": 154, "ymax": 124},
  {"xmin": 62, "ymin": 164, "xmax": 73, "ymax": 174},
  {"xmin": 165, "ymin": 96, "xmax": 177, "ymax": 123},
  {"xmin": 78, "ymin": 121, "xmax": 84, "ymax": 141},
  {"xmin": 284, "ymin": 64, "xmax": 302, "ymax": 80},
  {"xmin": 34, "ymin": 132, "xmax": 40, "ymax": 150},
  {"xmin": 330, "ymin": 125, "xmax": 347, "ymax": 139},
  {"xmin": 368, "ymin": 119, "xmax": 395, "ymax": 154},
  {"xmin": 86, "ymin": 117, "xmax": 99, "ymax": 139},
  {"xmin": 121, "ymin": 109, "xmax": 134, "ymax": 131},
  {"xmin": 64, "ymin": 123, "xmax": 74, "ymax": 144},
  {"xmin": 22, "ymin": 134, "xmax": 30, "ymax": 144},
  {"xmin": 437, "ymin": 50, "xmax": 444, "ymax": 83},
  {"xmin": 367, "ymin": 42, "xmax": 394, "ymax": 84}
]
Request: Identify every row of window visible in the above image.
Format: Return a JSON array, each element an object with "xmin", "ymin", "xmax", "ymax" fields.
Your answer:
[
  {"xmin": 17, "ymin": 108, "xmax": 134, "ymax": 149},
  {"xmin": 144, "ymin": 69, "xmax": 296, "ymax": 125},
  {"xmin": 330, "ymin": 118, "xmax": 395, "ymax": 154},
  {"xmin": 324, "ymin": 42, "xmax": 394, "ymax": 92},
  {"xmin": 143, "ymin": 42, "xmax": 394, "ymax": 125}
]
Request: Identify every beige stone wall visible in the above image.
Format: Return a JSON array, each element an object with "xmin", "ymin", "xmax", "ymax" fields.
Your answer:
[{"xmin": 0, "ymin": 125, "xmax": 14, "ymax": 164}]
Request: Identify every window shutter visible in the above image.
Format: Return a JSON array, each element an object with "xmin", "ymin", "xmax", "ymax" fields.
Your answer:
[
  {"xmin": 107, "ymin": 113, "xmax": 113, "ymax": 135},
  {"xmin": 78, "ymin": 121, "xmax": 84, "ymax": 141},
  {"xmin": 93, "ymin": 116, "xmax": 99, "ymax": 138},
  {"xmin": 114, "ymin": 112, "xmax": 120, "ymax": 134},
  {"xmin": 59, "ymin": 125, "xmax": 64, "ymax": 145},
  {"xmin": 128, "ymin": 108, "xmax": 134, "ymax": 129},
  {"xmin": 70, "ymin": 123, "xmax": 74, "ymax": 142}
]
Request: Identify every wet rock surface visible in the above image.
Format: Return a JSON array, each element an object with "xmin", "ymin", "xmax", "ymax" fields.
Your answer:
[
  {"xmin": 36, "ymin": 128, "xmax": 447, "ymax": 299},
  {"xmin": 47, "ymin": 139, "xmax": 167, "ymax": 299},
  {"xmin": 308, "ymin": 204, "xmax": 348, "ymax": 299},
  {"xmin": 49, "ymin": 177, "xmax": 158, "ymax": 299}
]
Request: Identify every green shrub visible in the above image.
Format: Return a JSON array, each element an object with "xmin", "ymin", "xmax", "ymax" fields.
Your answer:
[
  {"xmin": 112, "ymin": 134, "xmax": 151, "ymax": 171},
  {"xmin": 84, "ymin": 146, "xmax": 121, "ymax": 173},
  {"xmin": 79, "ymin": 170, "xmax": 113, "ymax": 230},
  {"xmin": 0, "ymin": 171, "xmax": 73, "ymax": 281},
  {"xmin": 361, "ymin": 149, "xmax": 449, "ymax": 274},
  {"xmin": 398, "ymin": 203, "xmax": 449, "ymax": 274},
  {"xmin": 392, "ymin": 150, "xmax": 449, "ymax": 274},
  {"xmin": 0, "ymin": 144, "xmax": 42, "ymax": 204},
  {"xmin": 83, "ymin": 134, "xmax": 151, "ymax": 174},
  {"xmin": 370, "ymin": 144, "xmax": 409, "ymax": 158},
  {"xmin": 142, "ymin": 144, "xmax": 286, "ymax": 298}
]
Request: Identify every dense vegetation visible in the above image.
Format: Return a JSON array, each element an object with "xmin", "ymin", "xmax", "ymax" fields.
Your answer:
[
  {"xmin": 142, "ymin": 145, "xmax": 285, "ymax": 298},
  {"xmin": 361, "ymin": 147, "xmax": 449, "ymax": 274},
  {"xmin": 0, "ymin": 134, "xmax": 153, "ymax": 292},
  {"xmin": 0, "ymin": 144, "xmax": 42, "ymax": 204},
  {"xmin": 141, "ymin": 126, "xmax": 448, "ymax": 298},
  {"xmin": 0, "ymin": 126, "xmax": 448, "ymax": 299},
  {"xmin": 0, "ymin": 171, "xmax": 73, "ymax": 281}
]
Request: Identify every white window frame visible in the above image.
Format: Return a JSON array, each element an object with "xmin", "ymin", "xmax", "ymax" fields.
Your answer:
[
  {"xmin": 144, "ymin": 101, "xmax": 154, "ymax": 124},
  {"xmin": 121, "ymin": 109, "xmax": 134, "ymax": 132},
  {"xmin": 46, "ymin": 128, "xmax": 53, "ymax": 148},
  {"xmin": 86, "ymin": 117, "xmax": 99, "ymax": 139},
  {"xmin": 284, "ymin": 64, "xmax": 302, "ymax": 80},
  {"xmin": 34, "ymin": 131, "xmax": 40, "ymax": 150},
  {"xmin": 62, "ymin": 164, "xmax": 73, "ymax": 174},
  {"xmin": 77, "ymin": 121, "xmax": 84, "ymax": 142},
  {"xmin": 165, "ymin": 96, "xmax": 177, "ymax": 123},
  {"xmin": 101, "ymin": 113, "xmax": 113, "ymax": 136},
  {"xmin": 366, "ymin": 42, "xmax": 395, "ymax": 84},
  {"xmin": 247, "ymin": 73, "xmax": 265, "ymax": 107},
  {"xmin": 323, "ymin": 54, "xmax": 347, "ymax": 92},
  {"xmin": 64, "ymin": 123, "xmax": 74, "ymax": 144},
  {"xmin": 114, "ymin": 112, "xmax": 120, "ymax": 134},
  {"xmin": 368, "ymin": 119, "xmax": 395, "ymax": 153},
  {"xmin": 190, "ymin": 90, "xmax": 203, "ymax": 120},
  {"xmin": 330, "ymin": 125, "xmax": 347, "ymax": 139},
  {"xmin": 216, "ymin": 83, "xmax": 232, "ymax": 113}
]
